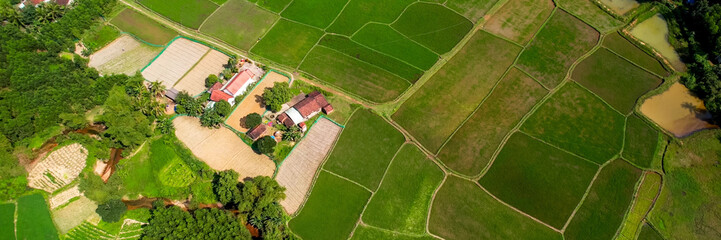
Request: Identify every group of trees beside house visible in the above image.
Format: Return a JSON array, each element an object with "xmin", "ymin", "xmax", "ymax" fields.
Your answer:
[{"xmin": 663, "ymin": 0, "xmax": 721, "ymax": 122}]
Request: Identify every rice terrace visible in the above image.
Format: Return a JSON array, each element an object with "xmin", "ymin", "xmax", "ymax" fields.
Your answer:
[{"xmin": 2, "ymin": 0, "xmax": 721, "ymax": 239}]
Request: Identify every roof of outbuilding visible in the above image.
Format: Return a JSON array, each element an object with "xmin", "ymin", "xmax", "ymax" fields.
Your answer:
[
  {"xmin": 247, "ymin": 124, "xmax": 267, "ymax": 140},
  {"xmin": 293, "ymin": 91, "xmax": 330, "ymax": 118}
]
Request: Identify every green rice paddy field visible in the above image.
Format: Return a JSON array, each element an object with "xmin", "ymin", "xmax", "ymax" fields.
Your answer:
[
  {"xmin": 17, "ymin": 194, "xmax": 59, "ymax": 240},
  {"xmin": 111, "ymin": 9, "xmax": 178, "ymax": 45},
  {"xmin": 0, "ymin": 203, "xmax": 15, "ymax": 240},
  {"xmin": 121, "ymin": 0, "xmax": 698, "ymax": 238}
]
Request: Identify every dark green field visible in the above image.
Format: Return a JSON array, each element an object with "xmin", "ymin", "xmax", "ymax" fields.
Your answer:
[
  {"xmin": 564, "ymin": 159, "xmax": 642, "ymax": 240},
  {"xmin": 352, "ymin": 23, "xmax": 438, "ymax": 70},
  {"xmin": 299, "ymin": 46, "xmax": 411, "ymax": 102},
  {"xmin": 111, "ymin": 9, "xmax": 178, "ymax": 45},
  {"xmin": 317, "ymin": 35, "xmax": 423, "ymax": 81},
  {"xmin": 280, "ymin": 0, "xmax": 348, "ymax": 28},
  {"xmin": 517, "ymin": 10, "xmax": 599, "ymax": 88},
  {"xmin": 521, "ymin": 82, "xmax": 625, "ymax": 164},
  {"xmin": 572, "ymin": 48, "xmax": 662, "ymax": 113},
  {"xmin": 361, "ymin": 144, "xmax": 444, "ymax": 234},
  {"xmin": 445, "ymin": 0, "xmax": 499, "ymax": 22},
  {"xmin": 351, "ymin": 225, "xmax": 437, "ymax": 240},
  {"xmin": 326, "ymin": 0, "xmax": 415, "ymax": 35},
  {"xmin": 199, "ymin": 0, "xmax": 278, "ymax": 50},
  {"xmin": 623, "ymin": 115, "xmax": 660, "ymax": 168},
  {"xmin": 479, "ymin": 132, "xmax": 599, "ymax": 229},
  {"xmin": 323, "ymin": 110, "xmax": 405, "ymax": 191},
  {"xmin": 437, "ymin": 68, "xmax": 547, "ymax": 176},
  {"xmin": 429, "ymin": 176, "xmax": 562, "ymax": 239},
  {"xmin": 393, "ymin": 31, "xmax": 521, "ymax": 153},
  {"xmin": 17, "ymin": 194, "xmax": 58, "ymax": 240},
  {"xmin": 391, "ymin": 2, "xmax": 473, "ymax": 54},
  {"xmin": 289, "ymin": 171, "xmax": 371, "ymax": 240},
  {"xmin": 248, "ymin": 0, "xmax": 292, "ymax": 13},
  {"xmin": 0, "ymin": 203, "xmax": 14, "ymax": 240},
  {"xmin": 638, "ymin": 223, "xmax": 664, "ymax": 240},
  {"xmin": 138, "ymin": 0, "xmax": 218, "ymax": 29},
  {"xmin": 603, "ymin": 32, "xmax": 669, "ymax": 77},
  {"xmin": 250, "ymin": 19, "xmax": 324, "ymax": 67}
]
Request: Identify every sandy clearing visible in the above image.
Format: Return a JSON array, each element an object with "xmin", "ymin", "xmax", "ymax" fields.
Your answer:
[
  {"xmin": 174, "ymin": 50, "xmax": 230, "ymax": 95},
  {"xmin": 276, "ymin": 118, "xmax": 342, "ymax": 214},
  {"xmin": 226, "ymin": 71, "xmax": 290, "ymax": 132},
  {"xmin": 52, "ymin": 196, "xmax": 98, "ymax": 234},
  {"xmin": 89, "ymin": 35, "xmax": 162, "ymax": 76},
  {"xmin": 141, "ymin": 38, "xmax": 209, "ymax": 89},
  {"xmin": 49, "ymin": 185, "xmax": 81, "ymax": 209},
  {"xmin": 28, "ymin": 143, "xmax": 88, "ymax": 192},
  {"xmin": 640, "ymin": 82, "xmax": 717, "ymax": 137},
  {"xmin": 173, "ymin": 116, "xmax": 275, "ymax": 180},
  {"xmin": 89, "ymin": 35, "xmax": 140, "ymax": 68}
]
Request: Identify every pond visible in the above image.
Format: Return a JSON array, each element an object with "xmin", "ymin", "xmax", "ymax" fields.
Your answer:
[
  {"xmin": 599, "ymin": 0, "xmax": 639, "ymax": 15},
  {"xmin": 630, "ymin": 14, "xmax": 686, "ymax": 71},
  {"xmin": 640, "ymin": 82, "xmax": 717, "ymax": 137}
]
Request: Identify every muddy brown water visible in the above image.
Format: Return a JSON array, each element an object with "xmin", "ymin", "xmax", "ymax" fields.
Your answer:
[
  {"xmin": 101, "ymin": 148, "xmax": 122, "ymax": 182},
  {"xmin": 640, "ymin": 82, "xmax": 718, "ymax": 137}
]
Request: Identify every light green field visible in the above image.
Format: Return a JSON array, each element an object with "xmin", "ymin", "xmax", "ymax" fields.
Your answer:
[
  {"xmin": 445, "ymin": 0, "xmax": 499, "ymax": 22},
  {"xmin": 616, "ymin": 172, "xmax": 662, "ymax": 240},
  {"xmin": 393, "ymin": 31, "xmax": 521, "ymax": 153},
  {"xmin": 483, "ymin": 0, "xmax": 555, "ymax": 44},
  {"xmin": 248, "ymin": 0, "xmax": 292, "ymax": 13},
  {"xmin": 603, "ymin": 32, "xmax": 669, "ymax": 77},
  {"xmin": 521, "ymin": 82, "xmax": 625, "ymax": 164},
  {"xmin": 250, "ymin": 19, "xmax": 324, "ymax": 67},
  {"xmin": 323, "ymin": 110, "xmax": 405, "ymax": 191},
  {"xmin": 429, "ymin": 176, "xmax": 562, "ymax": 239},
  {"xmin": 326, "ymin": 0, "xmax": 415, "ymax": 35},
  {"xmin": 352, "ymin": 23, "xmax": 438, "ymax": 70},
  {"xmin": 479, "ymin": 132, "xmax": 599, "ymax": 229},
  {"xmin": 200, "ymin": 0, "xmax": 278, "ymax": 50},
  {"xmin": 52, "ymin": 196, "xmax": 98, "ymax": 234},
  {"xmin": 110, "ymin": 9, "xmax": 178, "ymax": 45},
  {"xmin": 556, "ymin": 0, "xmax": 624, "ymax": 33},
  {"xmin": 280, "ymin": 0, "xmax": 348, "ymax": 28},
  {"xmin": 361, "ymin": 144, "xmax": 444, "ymax": 234},
  {"xmin": 289, "ymin": 171, "xmax": 371, "ymax": 240},
  {"xmin": 438, "ymin": 67, "xmax": 547, "ymax": 176},
  {"xmin": 391, "ymin": 2, "xmax": 474, "ymax": 54},
  {"xmin": 351, "ymin": 225, "xmax": 437, "ymax": 240}
]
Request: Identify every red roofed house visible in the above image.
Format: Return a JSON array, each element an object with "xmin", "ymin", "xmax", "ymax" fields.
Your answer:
[
  {"xmin": 20, "ymin": 0, "xmax": 72, "ymax": 8},
  {"xmin": 247, "ymin": 124, "xmax": 267, "ymax": 140},
  {"xmin": 276, "ymin": 91, "xmax": 333, "ymax": 128},
  {"xmin": 209, "ymin": 70, "xmax": 255, "ymax": 105}
]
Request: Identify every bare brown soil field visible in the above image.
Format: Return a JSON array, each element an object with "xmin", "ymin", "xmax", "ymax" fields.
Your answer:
[
  {"xmin": 484, "ymin": 0, "xmax": 555, "ymax": 44},
  {"xmin": 640, "ymin": 82, "xmax": 717, "ymax": 137},
  {"xmin": 174, "ymin": 50, "xmax": 229, "ymax": 96},
  {"xmin": 276, "ymin": 118, "xmax": 342, "ymax": 215},
  {"xmin": 28, "ymin": 143, "xmax": 88, "ymax": 192},
  {"xmin": 141, "ymin": 38, "xmax": 209, "ymax": 89},
  {"xmin": 173, "ymin": 116, "xmax": 275, "ymax": 179},
  {"xmin": 89, "ymin": 35, "xmax": 162, "ymax": 76},
  {"xmin": 225, "ymin": 71, "xmax": 290, "ymax": 132}
]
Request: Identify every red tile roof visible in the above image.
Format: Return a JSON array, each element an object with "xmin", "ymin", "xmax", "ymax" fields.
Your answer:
[
  {"xmin": 294, "ymin": 91, "xmax": 331, "ymax": 118},
  {"xmin": 247, "ymin": 124, "xmax": 267, "ymax": 140},
  {"xmin": 224, "ymin": 70, "xmax": 254, "ymax": 95},
  {"xmin": 210, "ymin": 90, "xmax": 233, "ymax": 102},
  {"xmin": 56, "ymin": 0, "xmax": 70, "ymax": 5},
  {"xmin": 209, "ymin": 82, "xmax": 223, "ymax": 92},
  {"xmin": 322, "ymin": 105, "xmax": 334, "ymax": 114},
  {"xmin": 277, "ymin": 113, "xmax": 294, "ymax": 128}
]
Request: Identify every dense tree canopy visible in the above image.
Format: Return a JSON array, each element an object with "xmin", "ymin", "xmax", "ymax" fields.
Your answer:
[
  {"xmin": 0, "ymin": 134, "xmax": 26, "ymax": 201},
  {"xmin": 244, "ymin": 113, "xmax": 262, "ymax": 129},
  {"xmin": 213, "ymin": 170, "xmax": 241, "ymax": 206},
  {"xmin": 96, "ymin": 199, "xmax": 128, "ymax": 222},
  {"xmin": 175, "ymin": 92, "xmax": 204, "ymax": 117},
  {"xmin": 143, "ymin": 207, "xmax": 252, "ymax": 240},
  {"xmin": 262, "ymin": 82, "xmax": 292, "ymax": 112},
  {"xmin": 99, "ymin": 85, "xmax": 152, "ymax": 149},
  {"xmin": 253, "ymin": 136, "xmax": 276, "ymax": 154}
]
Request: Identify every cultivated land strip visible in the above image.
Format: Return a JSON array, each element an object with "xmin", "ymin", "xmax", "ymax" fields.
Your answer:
[{"xmin": 473, "ymin": 180, "xmax": 562, "ymax": 232}]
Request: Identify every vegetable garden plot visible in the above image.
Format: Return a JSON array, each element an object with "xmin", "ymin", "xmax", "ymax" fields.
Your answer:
[
  {"xmin": 521, "ymin": 82, "xmax": 625, "ymax": 164},
  {"xmin": 516, "ymin": 9, "xmax": 599, "ymax": 88},
  {"xmin": 276, "ymin": 118, "xmax": 343, "ymax": 215},
  {"xmin": 173, "ymin": 116, "xmax": 275, "ymax": 180},
  {"xmin": 361, "ymin": 144, "xmax": 444, "ymax": 234},
  {"xmin": 393, "ymin": 31, "xmax": 521, "ymax": 153},
  {"xmin": 52, "ymin": 196, "xmax": 97, "ymax": 234},
  {"xmin": 323, "ymin": 109, "xmax": 405, "ymax": 191},
  {"xmin": 479, "ymin": 132, "xmax": 599, "ymax": 229},
  {"xmin": 28, "ymin": 143, "xmax": 88, "ymax": 193},
  {"xmin": 141, "ymin": 38, "xmax": 209, "ymax": 89},
  {"xmin": 289, "ymin": 171, "xmax": 371, "ymax": 240},
  {"xmin": 564, "ymin": 159, "xmax": 642, "ymax": 240},
  {"xmin": 438, "ymin": 67, "xmax": 547, "ymax": 176},
  {"xmin": 572, "ymin": 48, "xmax": 662, "ymax": 113},
  {"xmin": 429, "ymin": 176, "xmax": 562, "ymax": 240}
]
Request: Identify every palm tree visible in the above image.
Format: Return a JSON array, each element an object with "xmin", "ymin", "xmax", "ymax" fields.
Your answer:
[
  {"xmin": 35, "ymin": 5, "xmax": 50, "ymax": 24},
  {"xmin": 148, "ymin": 81, "xmax": 165, "ymax": 98},
  {"xmin": 3, "ymin": 8, "xmax": 23, "ymax": 26},
  {"xmin": 45, "ymin": 3, "xmax": 64, "ymax": 21}
]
